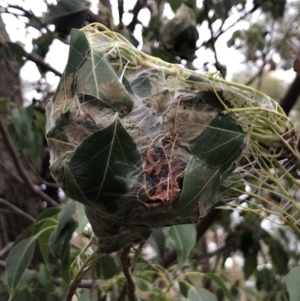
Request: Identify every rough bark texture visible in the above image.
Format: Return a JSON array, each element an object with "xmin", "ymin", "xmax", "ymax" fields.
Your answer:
[{"xmin": 0, "ymin": 17, "xmax": 42, "ymax": 250}]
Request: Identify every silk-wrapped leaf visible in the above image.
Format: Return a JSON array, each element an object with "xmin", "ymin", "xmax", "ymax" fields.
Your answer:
[
  {"xmin": 160, "ymin": 3, "xmax": 199, "ymax": 60},
  {"xmin": 46, "ymin": 23, "xmax": 300, "ymax": 253}
]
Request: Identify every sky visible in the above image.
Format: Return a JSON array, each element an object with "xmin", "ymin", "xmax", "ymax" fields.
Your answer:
[{"xmin": 0, "ymin": 0, "xmax": 296, "ymax": 102}]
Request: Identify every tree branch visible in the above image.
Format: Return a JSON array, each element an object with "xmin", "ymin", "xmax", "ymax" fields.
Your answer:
[
  {"xmin": 4, "ymin": 4, "xmax": 43, "ymax": 27},
  {"xmin": 127, "ymin": 0, "xmax": 146, "ymax": 32},
  {"xmin": 202, "ymin": 4, "xmax": 259, "ymax": 49},
  {"xmin": 100, "ymin": 0, "xmax": 113, "ymax": 11},
  {"xmin": 27, "ymin": 52, "xmax": 62, "ymax": 76},
  {"xmin": 0, "ymin": 39, "xmax": 62, "ymax": 76},
  {"xmin": 1, "ymin": 5, "xmax": 69, "ymax": 45},
  {"xmin": 280, "ymin": 74, "xmax": 300, "ymax": 115},
  {"xmin": 118, "ymin": 0, "xmax": 124, "ymax": 24},
  {"xmin": 0, "ymin": 242, "xmax": 13, "ymax": 257},
  {"xmin": 0, "ymin": 160, "xmax": 24, "ymax": 184},
  {"xmin": 120, "ymin": 247, "xmax": 140, "ymax": 301},
  {"xmin": 0, "ymin": 118, "xmax": 59, "ymax": 207},
  {"xmin": 86, "ymin": 10, "xmax": 107, "ymax": 25},
  {"xmin": 203, "ymin": 0, "xmax": 224, "ymax": 76},
  {"xmin": 0, "ymin": 197, "xmax": 35, "ymax": 223}
]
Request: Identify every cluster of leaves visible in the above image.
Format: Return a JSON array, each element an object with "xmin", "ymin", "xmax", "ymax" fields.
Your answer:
[
  {"xmin": 0, "ymin": 203, "xmax": 211, "ymax": 300},
  {"xmin": 2, "ymin": 201, "xmax": 300, "ymax": 301},
  {"xmin": 1, "ymin": 0, "xmax": 300, "ymax": 301}
]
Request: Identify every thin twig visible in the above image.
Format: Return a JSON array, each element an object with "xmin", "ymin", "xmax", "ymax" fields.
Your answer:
[
  {"xmin": 5, "ymin": 4, "xmax": 43, "ymax": 27},
  {"xmin": 202, "ymin": 4, "xmax": 259, "ymax": 49},
  {"xmin": 245, "ymin": 64, "xmax": 266, "ymax": 86},
  {"xmin": 0, "ymin": 119, "xmax": 59, "ymax": 207},
  {"xmin": 86, "ymin": 10, "xmax": 107, "ymax": 25},
  {"xmin": 131, "ymin": 242, "xmax": 145, "ymax": 270},
  {"xmin": 2, "ymin": 4, "xmax": 69, "ymax": 45},
  {"xmin": 27, "ymin": 52, "xmax": 62, "ymax": 76},
  {"xmin": 194, "ymin": 245, "xmax": 227, "ymax": 263},
  {"xmin": 118, "ymin": 0, "xmax": 124, "ymax": 24},
  {"xmin": 0, "ymin": 242, "xmax": 13, "ymax": 257},
  {"xmin": 120, "ymin": 246, "xmax": 140, "ymax": 301},
  {"xmin": 0, "ymin": 39, "xmax": 62, "ymax": 76},
  {"xmin": 21, "ymin": 152, "xmax": 59, "ymax": 189},
  {"xmin": 89, "ymin": 264, "xmax": 97, "ymax": 300},
  {"xmin": 1, "ymin": 159, "xmax": 58, "ymax": 189},
  {"xmin": 127, "ymin": 0, "xmax": 146, "ymax": 32},
  {"xmin": 0, "ymin": 160, "xmax": 24, "ymax": 184},
  {"xmin": 203, "ymin": 0, "xmax": 224, "ymax": 76},
  {"xmin": 0, "ymin": 197, "xmax": 35, "ymax": 222}
]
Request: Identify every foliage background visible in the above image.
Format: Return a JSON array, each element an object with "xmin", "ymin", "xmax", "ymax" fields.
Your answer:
[{"xmin": 0, "ymin": 0, "xmax": 300, "ymax": 300}]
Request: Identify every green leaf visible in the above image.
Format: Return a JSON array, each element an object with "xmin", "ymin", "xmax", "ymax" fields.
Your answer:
[
  {"xmin": 32, "ymin": 34, "xmax": 54, "ymax": 59},
  {"xmin": 168, "ymin": 0, "xmax": 196, "ymax": 13},
  {"xmin": 75, "ymin": 34, "xmax": 134, "ymax": 115},
  {"xmin": 13, "ymin": 288, "xmax": 33, "ymax": 301},
  {"xmin": 56, "ymin": 202, "xmax": 76, "ymax": 236},
  {"xmin": 285, "ymin": 267, "xmax": 300, "ymax": 301},
  {"xmin": 69, "ymin": 116, "xmax": 141, "ymax": 208},
  {"xmin": 49, "ymin": 202, "xmax": 76, "ymax": 259},
  {"xmin": 263, "ymin": 237, "xmax": 289, "ymax": 275},
  {"xmin": 134, "ymin": 277, "xmax": 154, "ymax": 292},
  {"xmin": 149, "ymin": 229, "xmax": 166, "ymax": 260},
  {"xmin": 7, "ymin": 105, "xmax": 45, "ymax": 170},
  {"xmin": 179, "ymin": 280, "xmax": 190, "ymax": 298},
  {"xmin": 64, "ymin": 29, "xmax": 90, "ymax": 77},
  {"xmin": 0, "ymin": 293, "xmax": 9, "ymax": 301},
  {"xmin": 8, "ymin": 107, "xmax": 31, "ymax": 150},
  {"xmin": 44, "ymin": 0, "xmax": 90, "ymax": 30},
  {"xmin": 6, "ymin": 237, "xmax": 36, "ymax": 297},
  {"xmin": 76, "ymin": 202, "xmax": 89, "ymax": 235},
  {"xmin": 37, "ymin": 264, "xmax": 52, "ymax": 294},
  {"xmin": 185, "ymin": 115, "xmax": 245, "ymax": 171},
  {"xmin": 168, "ymin": 224, "xmax": 196, "ymax": 269},
  {"xmin": 160, "ymin": 3, "xmax": 198, "ymax": 60},
  {"xmin": 173, "ymin": 158, "xmax": 222, "ymax": 217},
  {"xmin": 188, "ymin": 287, "xmax": 218, "ymax": 301},
  {"xmin": 60, "ymin": 238, "xmax": 72, "ymax": 284},
  {"xmin": 27, "ymin": 128, "xmax": 44, "ymax": 170},
  {"xmin": 0, "ymin": 98, "xmax": 13, "ymax": 109},
  {"xmin": 205, "ymin": 273, "xmax": 234, "ymax": 301},
  {"xmin": 243, "ymin": 251, "xmax": 257, "ymax": 280},
  {"xmin": 79, "ymin": 290, "xmax": 98, "ymax": 301},
  {"xmin": 96, "ymin": 255, "xmax": 120, "ymax": 279},
  {"xmin": 260, "ymin": 0, "xmax": 286, "ymax": 19},
  {"xmin": 3, "ymin": 42, "xmax": 27, "ymax": 66},
  {"xmin": 151, "ymin": 47, "xmax": 180, "ymax": 64},
  {"xmin": 118, "ymin": 27, "xmax": 139, "ymax": 47},
  {"xmin": 34, "ymin": 218, "xmax": 58, "ymax": 264},
  {"xmin": 269, "ymin": 244, "xmax": 289, "ymax": 275},
  {"xmin": 36, "ymin": 207, "xmax": 61, "ymax": 221},
  {"xmin": 50, "ymin": 220, "xmax": 76, "ymax": 259},
  {"xmin": 13, "ymin": 225, "xmax": 34, "ymax": 246}
]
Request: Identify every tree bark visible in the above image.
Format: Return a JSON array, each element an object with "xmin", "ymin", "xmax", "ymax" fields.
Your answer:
[
  {"xmin": 280, "ymin": 74, "xmax": 300, "ymax": 115},
  {"xmin": 0, "ymin": 16, "xmax": 42, "ymax": 250}
]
